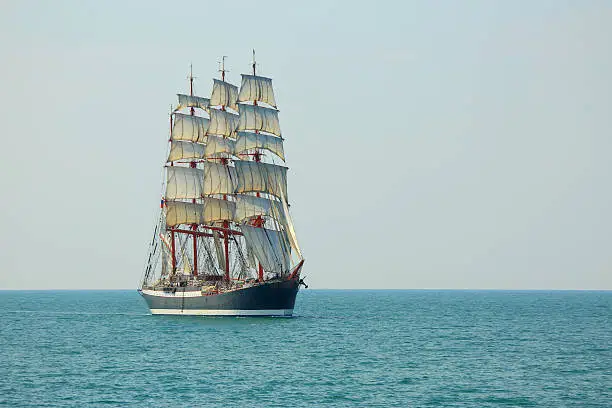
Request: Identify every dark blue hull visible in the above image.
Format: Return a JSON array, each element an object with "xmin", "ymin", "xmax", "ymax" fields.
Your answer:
[{"xmin": 139, "ymin": 277, "xmax": 300, "ymax": 316}]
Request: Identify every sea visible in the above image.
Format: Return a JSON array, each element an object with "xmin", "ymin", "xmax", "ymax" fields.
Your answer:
[{"xmin": 0, "ymin": 290, "xmax": 610, "ymax": 407}]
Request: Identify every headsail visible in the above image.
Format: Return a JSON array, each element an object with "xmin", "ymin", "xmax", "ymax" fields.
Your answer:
[
  {"xmin": 240, "ymin": 225, "xmax": 290, "ymax": 274},
  {"xmin": 278, "ymin": 189, "xmax": 302, "ymax": 258}
]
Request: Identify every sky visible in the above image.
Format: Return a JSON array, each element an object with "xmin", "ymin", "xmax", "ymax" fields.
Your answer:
[{"xmin": 0, "ymin": 0, "xmax": 610, "ymax": 290}]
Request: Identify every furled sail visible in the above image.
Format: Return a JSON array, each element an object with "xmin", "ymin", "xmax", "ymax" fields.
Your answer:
[
  {"xmin": 210, "ymin": 79, "xmax": 239, "ymax": 111},
  {"xmin": 176, "ymin": 94, "xmax": 210, "ymax": 111},
  {"xmin": 203, "ymin": 162, "xmax": 237, "ymax": 196},
  {"xmin": 208, "ymin": 109, "xmax": 239, "ymax": 137},
  {"xmin": 235, "ymin": 131, "xmax": 284, "ymax": 161},
  {"xmin": 240, "ymin": 225, "xmax": 290, "ymax": 274},
  {"xmin": 234, "ymin": 160, "xmax": 288, "ymax": 201},
  {"xmin": 237, "ymin": 104, "xmax": 281, "ymax": 137},
  {"xmin": 165, "ymin": 166, "xmax": 204, "ymax": 199},
  {"xmin": 167, "ymin": 141, "xmax": 206, "ymax": 162},
  {"xmin": 205, "ymin": 135, "xmax": 236, "ymax": 158},
  {"xmin": 171, "ymin": 113, "xmax": 209, "ymax": 143},
  {"xmin": 237, "ymin": 74, "xmax": 277, "ymax": 108},
  {"xmin": 165, "ymin": 199, "xmax": 236, "ymax": 227},
  {"xmin": 234, "ymin": 195, "xmax": 282, "ymax": 223}
]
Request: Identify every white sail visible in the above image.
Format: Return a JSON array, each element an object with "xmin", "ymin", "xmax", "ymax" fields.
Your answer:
[
  {"xmin": 165, "ymin": 166, "xmax": 204, "ymax": 199},
  {"xmin": 208, "ymin": 108, "xmax": 239, "ymax": 137},
  {"xmin": 235, "ymin": 131, "xmax": 285, "ymax": 161},
  {"xmin": 234, "ymin": 195, "xmax": 282, "ymax": 223},
  {"xmin": 165, "ymin": 199, "xmax": 236, "ymax": 227},
  {"xmin": 176, "ymin": 94, "xmax": 210, "ymax": 111},
  {"xmin": 278, "ymin": 189, "xmax": 302, "ymax": 258},
  {"xmin": 238, "ymin": 104, "xmax": 281, "ymax": 137},
  {"xmin": 205, "ymin": 135, "xmax": 236, "ymax": 158},
  {"xmin": 238, "ymin": 74, "xmax": 277, "ymax": 108},
  {"xmin": 203, "ymin": 162, "xmax": 237, "ymax": 196},
  {"xmin": 165, "ymin": 201, "xmax": 201, "ymax": 226},
  {"xmin": 210, "ymin": 79, "xmax": 239, "ymax": 111},
  {"xmin": 167, "ymin": 141, "xmax": 206, "ymax": 162},
  {"xmin": 171, "ymin": 113, "xmax": 209, "ymax": 143},
  {"xmin": 202, "ymin": 197, "xmax": 235, "ymax": 223},
  {"xmin": 234, "ymin": 160, "xmax": 288, "ymax": 201},
  {"xmin": 240, "ymin": 225, "xmax": 290, "ymax": 274}
]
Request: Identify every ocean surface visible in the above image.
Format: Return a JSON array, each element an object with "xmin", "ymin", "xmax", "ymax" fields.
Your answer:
[{"xmin": 0, "ymin": 290, "xmax": 610, "ymax": 407}]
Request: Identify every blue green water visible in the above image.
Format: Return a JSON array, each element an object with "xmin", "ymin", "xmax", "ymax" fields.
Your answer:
[{"xmin": 0, "ymin": 290, "xmax": 610, "ymax": 407}]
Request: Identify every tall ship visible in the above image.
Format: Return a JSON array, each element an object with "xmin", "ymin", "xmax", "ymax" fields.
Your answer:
[{"xmin": 139, "ymin": 54, "xmax": 305, "ymax": 316}]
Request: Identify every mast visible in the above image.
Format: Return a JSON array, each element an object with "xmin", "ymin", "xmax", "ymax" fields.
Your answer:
[
  {"xmin": 252, "ymin": 50, "xmax": 264, "ymax": 281},
  {"xmin": 188, "ymin": 64, "xmax": 198, "ymax": 277},
  {"xmin": 213, "ymin": 55, "xmax": 234, "ymax": 282},
  {"xmin": 189, "ymin": 64, "xmax": 195, "ymax": 116},
  {"xmin": 252, "ymin": 49, "xmax": 256, "ymax": 76},
  {"xmin": 222, "ymin": 57, "xmax": 230, "ymax": 282},
  {"xmin": 168, "ymin": 107, "xmax": 177, "ymax": 274},
  {"xmin": 219, "ymin": 56, "xmax": 227, "ymax": 82}
]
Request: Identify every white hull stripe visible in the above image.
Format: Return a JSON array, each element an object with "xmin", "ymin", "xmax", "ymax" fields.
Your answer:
[
  {"xmin": 149, "ymin": 308, "xmax": 293, "ymax": 316},
  {"xmin": 141, "ymin": 289, "xmax": 209, "ymax": 298}
]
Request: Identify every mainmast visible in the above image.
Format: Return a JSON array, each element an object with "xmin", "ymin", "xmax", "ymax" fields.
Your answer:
[
  {"xmin": 251, "ymin": 50, "xmax": 264, "ymax": 281},
  {"xmin": 208, "ymin": 56, "xmax": 240, "ymax": 282},
  {"xmin": 219, "ymin": 56, "xmax": 230, "ymax": 282}
]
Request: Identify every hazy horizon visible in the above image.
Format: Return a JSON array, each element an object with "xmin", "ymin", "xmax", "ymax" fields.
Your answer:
[{"xmin": 1, "ymin": 1, "xmax": 610, "ymax": 290}]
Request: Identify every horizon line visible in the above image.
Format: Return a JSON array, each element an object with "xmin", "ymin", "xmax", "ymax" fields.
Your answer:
[{"xmin": 1, "ymin": 288, "xmax": 610, "ymax": 292}]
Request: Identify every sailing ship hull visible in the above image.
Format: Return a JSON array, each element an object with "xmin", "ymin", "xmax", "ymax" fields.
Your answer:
[{"xmin": 139, "ymin": 276, "xmax": 300, "ymax": 316}]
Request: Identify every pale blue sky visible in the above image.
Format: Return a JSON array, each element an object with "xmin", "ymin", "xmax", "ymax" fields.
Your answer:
[{"xmin": 0, "ymin": 1, "xmax": 610, "ymax": 289}]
